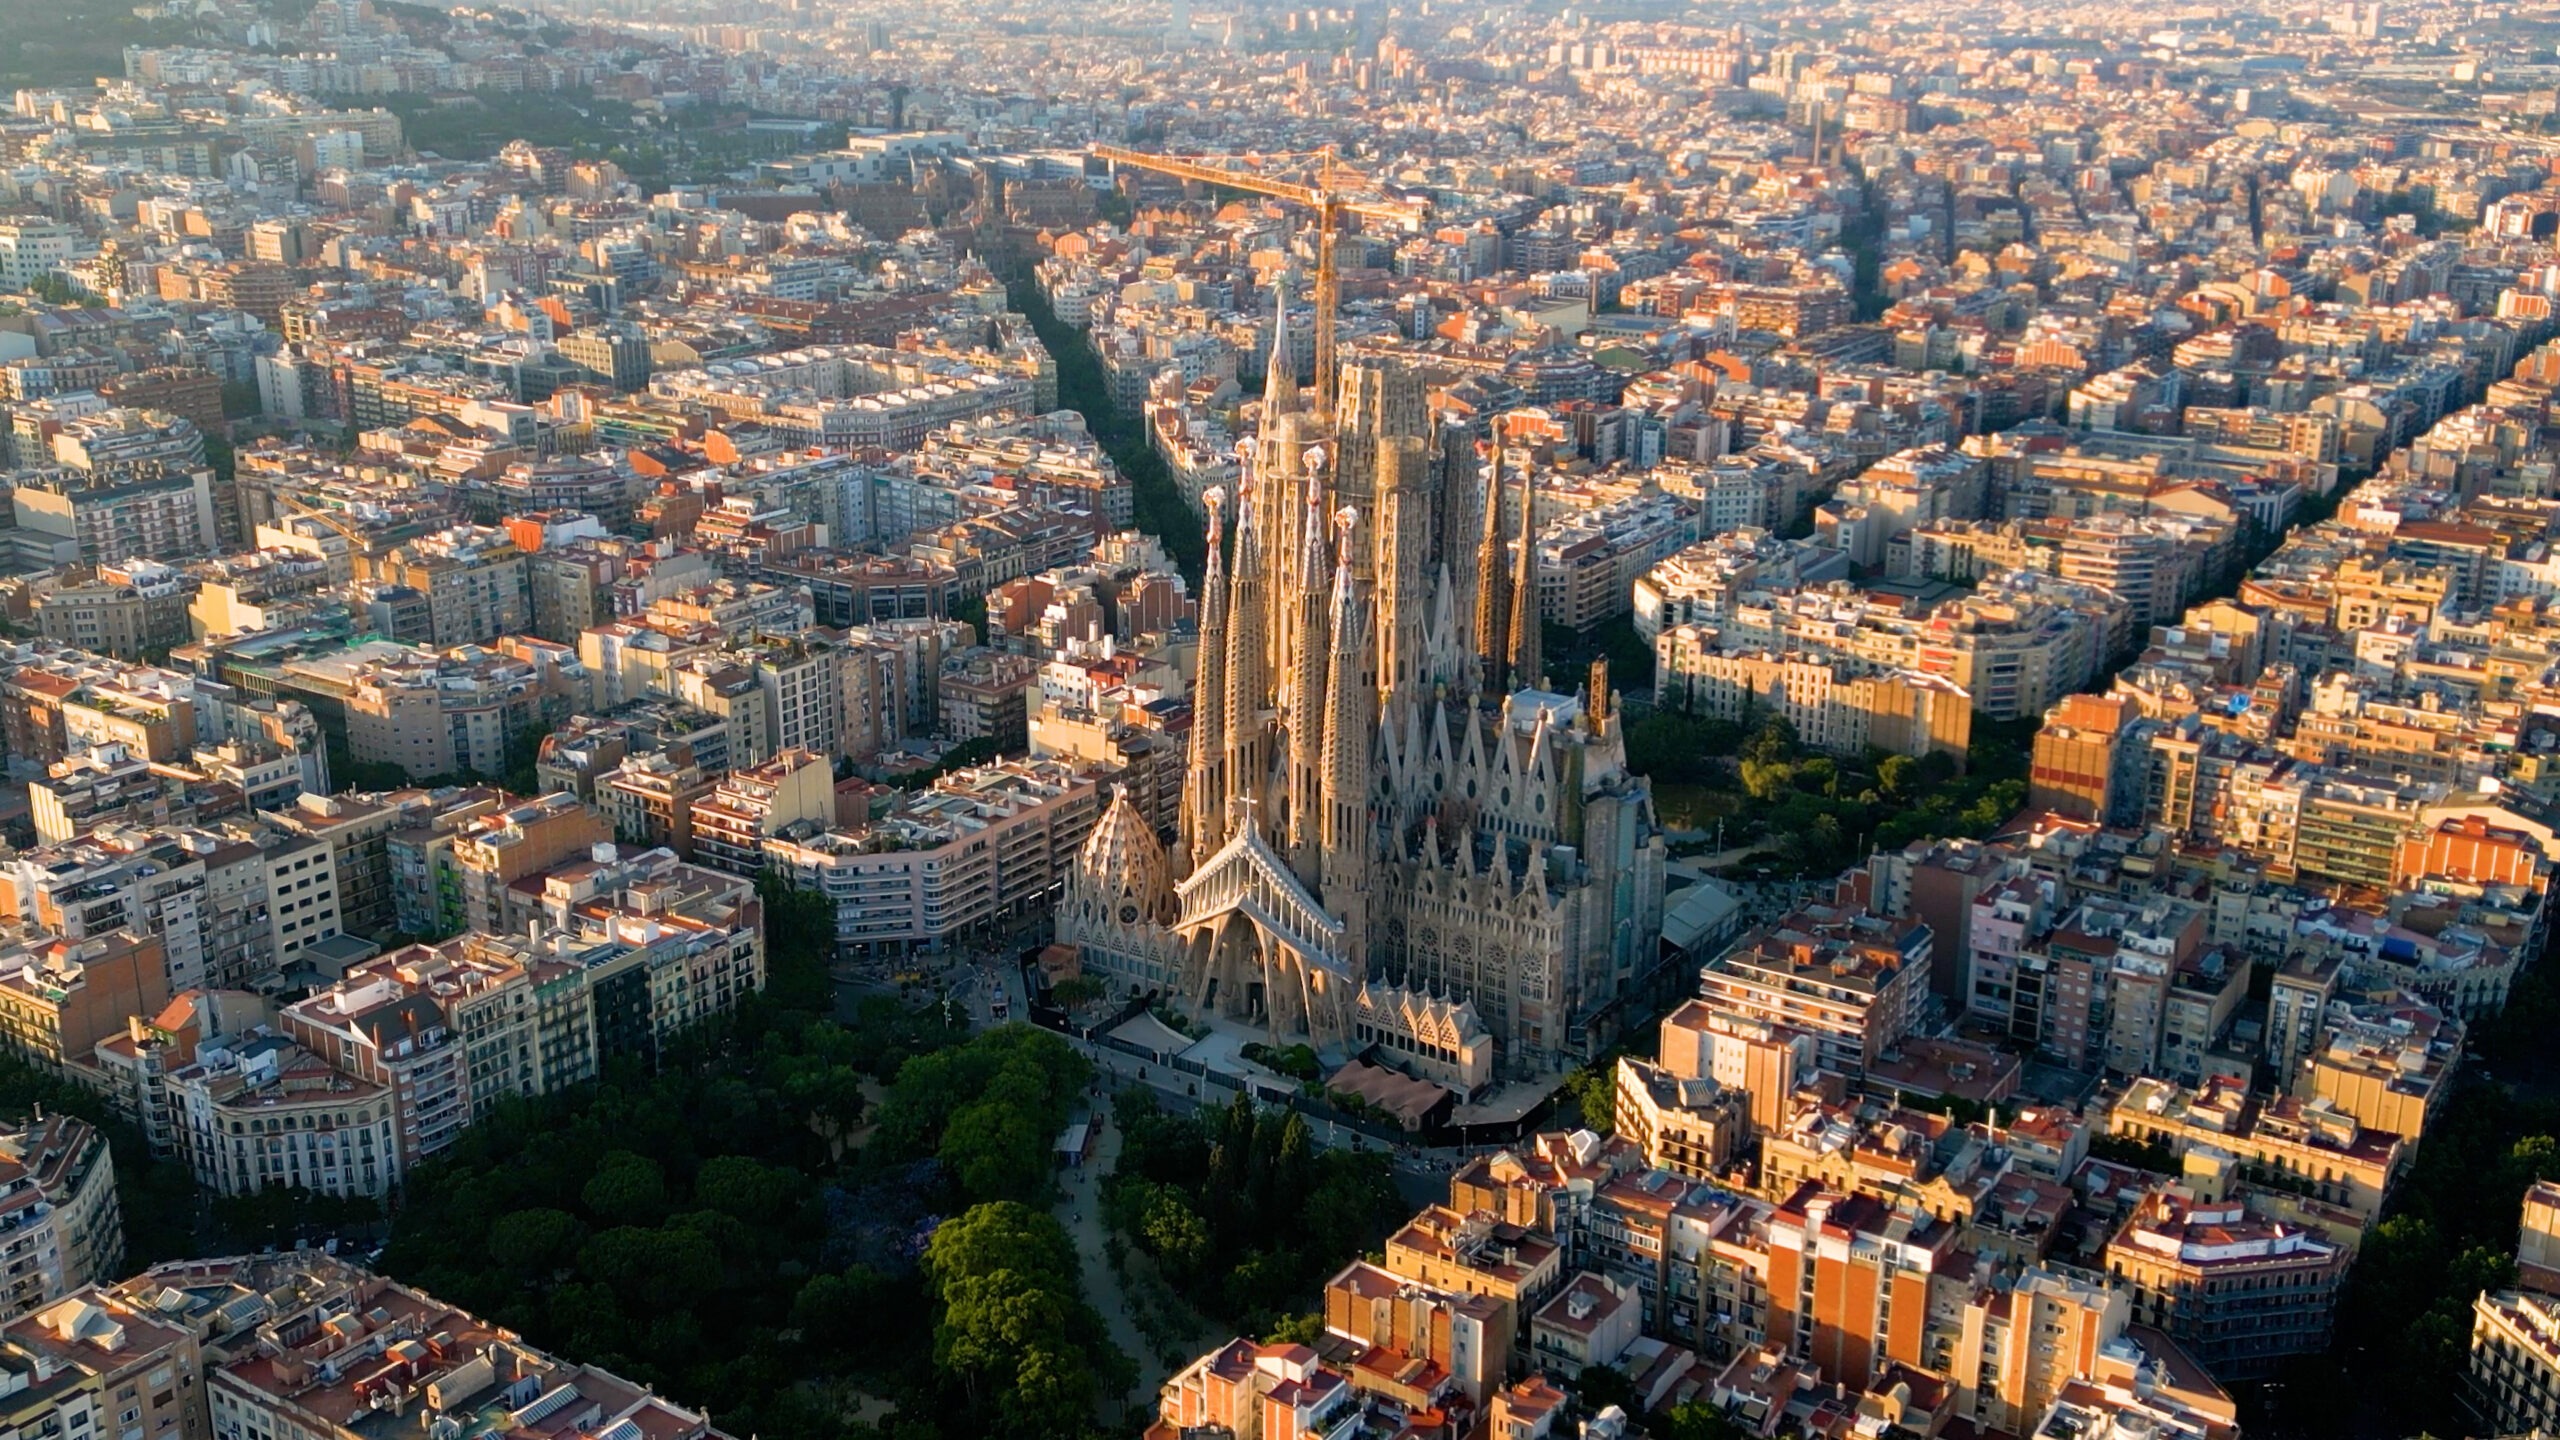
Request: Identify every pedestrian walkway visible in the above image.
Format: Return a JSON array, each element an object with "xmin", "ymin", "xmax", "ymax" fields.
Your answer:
[{"xmin": 1054, "ymin": 1118, "xmax": 1220, "ymax": 1419}]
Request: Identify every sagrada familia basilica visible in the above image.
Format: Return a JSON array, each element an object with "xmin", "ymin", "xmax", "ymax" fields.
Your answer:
[{"xmin": 1059, "ymin": 315, "xmax": 1669, "ymax": 1084}]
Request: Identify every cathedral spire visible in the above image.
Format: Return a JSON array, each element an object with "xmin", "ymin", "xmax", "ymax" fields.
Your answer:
[
  {"xmin": 1223, "ymin": 456, "xmax": 1270, "ymax": 840},
  {"xmin": 1180, "ymin": 481, "xmax": 1230, "ymax": 869},
  {"xmin": 1263, "ymin": 275, "xmax": 1298, "ymax": 420},
  {"xmin": 1286, "ymin": 456, "xmax": 1331, "ymax": 885},
  {"xmin": 1376, "ymin": 434, "xmax": 1430, "ymax": 706},
  {"xmin": 1318, "ymin": 506, "xmax": 1373, "ymax": 961},
  {"xmin": 1473, "ymin": 440, "xmax": 1511, "ymax": 696},
  {"xmin": 1506, "ymin": 432, "xmax": 1542, "ymax": 693}
]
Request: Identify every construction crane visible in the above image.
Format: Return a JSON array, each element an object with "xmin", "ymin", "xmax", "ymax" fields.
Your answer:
[
  {"xmin": 264, "ymin": 491, "xmax": 377, "ymax": 579},
  {"xmin": 1093, "ymin": 144, "xmax": 1426, "ymax": 415}
]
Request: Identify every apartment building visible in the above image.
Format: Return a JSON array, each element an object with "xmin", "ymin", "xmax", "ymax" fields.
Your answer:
[
  {"xmin": 1652, "ymin": 638, "xmax": 1972, "ymax": 762},
  {"xmin": 450, "ymin": 793, "xmax": 613, "ymax": 937},
  {"xmin": 135, "ymin": 1254, "xmax": 738, "ymax": 1440},
  {"xmin": 342, "ymin": 646, "xmax": 582, "ymax": 783},
  {"xmin": 1584, "ymin": 1167, "xmax": 1771, "ymax": 1360},
  {"xmin": 1694, "ymin": 902, "xmax": 1932, "ymax": 1078},
  {"xmin": 765, "ymin": 758, "xmax": 1099, "ymax": 958},
  {"xmin": 2104, "ymin": 1188, "xmax": 2344, "ymax": 1380},
  {"xmin": 383, "ymin": 790, "xmax": 509, "ymax": 942},
  {"xmin": 2302, "ymin": 998, "xmax": 2460, "ymax": 1142},
  {"xmin": 1529, "ymin": 1273, "xmax": 1643, "ymax": 1377},
  {"xmin": 1156, "ymin": 1340, "xmax": 1356, "ymax": 1440},
  {"xmin": 689, "ymin": 748, "xmax": 835, "ymax": 877},
  {"xmin": 744, "ymin": 636, "xmax": 851, "ymax": 757},
  {"xmin": 98, "ymin": 852, "xmax": 753, "ymax": 1199},
  {"xmin": 274, "ymin": 964, "xmax": 472, "ymax": 1171},
  {"xmin": 1654, "ymin": 1001, "xmax": 1815, "ymax": 1138},
  {"xmin": 530, "ymin": 846, "xmax": 763, "ymax": 1061},
  {"xmin": 1382, "ymin": 1206, "xmax": 1566, "ymax": 1341},
  {"xmin": 1322, "ymin": 1260, "xmax": 1510, "ymax": 1404},
  {"xmin": 164, "ymin": 1034, "xmax": 402, "ymax": 1199},
  {"xmin": 0, "ymin": 223, "xmax": 88, "ymax": 288},
  {"xmin": 2108, "ymin": 1076, "xmax": 2402, "ymax": 1220},
  {"xmin": 12, "ymin": 469, "xmax": 221, "ymax": 567},
  {"xmin": 34, "ymin": 564, "xmax": 192, "ymax": 663},
  {"xmin": 260, "ymin": 791, "xmax": 421, "ymax": 944},
  {"xmin": 1763, "ymin": 1184, "xmax": 1964, "ymax": 1390},
  {"xmin": 1818, "ymin": 445, "xmax": 1989, "ymax": 571},
  {"xmin": 0, "ymin": 932, "xmax": 172, "ymax": 1076},
  {"xmin": 0, "ymin": 1115, "xmax": 123, "ymax": 1317},
  {"xmin": 1611, "ymin": 1056, "xmax": 1747, "ymax": 1182},
  {"xmin": 2472, "ymin": 1288, "xmax": 2560, "ymax": 1435},
  {"xmin": 596, "ymin": 750, "xmax": 717, "ymax": 860},
  {"xmin": 351, "ymin": 526, "xmax": 529, "ymax": 647},
  {"xmin": 940, "ymin": 649, "xmax": 1039, "ymax": 751},
  {"xmin": 0, "ymin": 1289, "xmax": 204, "ymax": 1440},
  {"xmin": 2029, "ymin": 692, "xmax": 2144, "ymax": 822},
  {"xmin": 28, "ymin": 748, "xmax": 222, "ymax": 847},
  {"xmin": 1534, "ymin": 493, "xmax": 1699, "ymax": 629},
  {"xmin": 1688, "ymin": 572, "xmax": 2123, "ymax": 721},
  {"xmin": 186, "ymin": 550, "xmax": 334, "ymax": 642}
]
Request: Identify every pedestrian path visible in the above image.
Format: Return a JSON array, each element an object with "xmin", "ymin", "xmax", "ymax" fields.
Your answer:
[{"xmin": 1054, "ymin": 1116, "xmax": 1220, "ymax": 1420}]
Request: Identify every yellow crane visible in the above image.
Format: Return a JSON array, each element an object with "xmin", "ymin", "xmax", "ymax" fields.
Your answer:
[
  {"xmin": 262, "ymin": 491, "xmax": 377, "ymax": 578},
  {"xmin": 1092, "ymin": 144, "xmax": 1426, "ymax": 415}
]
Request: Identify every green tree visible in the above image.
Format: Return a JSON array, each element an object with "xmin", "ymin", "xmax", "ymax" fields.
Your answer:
[
  {"xmin": 1574, "ymin": 1364, "xmax": 1639, "ymax": 1417},
  {"xmin": 756, "ymin": 870, "xmax": 837, "ymax": 1012},
  {"xmin": 1051, "ymin": 975, "xmax": 1107, "ymax": 1009},
  {"xmin": 488, "ymin": 1207, "xmax": 584, "ymax": 1275},
  {"xmin": 923, "ymin": 1202, "xmax": 1121, "ymax": 1437},
  {"xmin": 579, "ymin": 1225, "xmax": 722, "ymax": 1311},
  {"xmin": 1559, "ymin": 1057, "xmax": 1619, "ymax": 1133},
  {"xmin": 789, "ymin": 1266, "xmax": 885, "ymax": 1351},
  {"xmin": 693, "ymin": 1155, "xmax": 803, "ymax": 1226},
  {"xmin": 1141, "ymin": 1187, "xmax": 1213, "ymax": 1281},
  {"xmin": 580, "ymin": 1151, "xmax": 670, "ymax": 1226},
  {"xmin": 1264, "ymin": 1312, "xmax": 1324, "ymax": 1346},
  {"xmin": 1656, "ymin": 1398, "xmax": 1748, "ymax": 1440},
  {"xmin": 941, "ymin": 1096, "xmax": 1052, "ymax": 1206},
  {"xmin": 925, "ymin": 1200, "xmax": 1081, "ymax": 1294}
]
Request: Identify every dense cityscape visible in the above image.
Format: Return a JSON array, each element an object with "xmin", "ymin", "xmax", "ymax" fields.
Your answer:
[{"xmin": 5, "ymin": 0, "xmax": 2560, "ymax": 1438}]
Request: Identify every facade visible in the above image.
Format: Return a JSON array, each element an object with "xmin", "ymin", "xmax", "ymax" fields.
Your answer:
[
  {"xmin": 0, "ymin": 1287, "xmax": 204, "ymax": 1440},
  {"xmin": 689, "ymin": 748, "xmax": 835, "ymax": 877},
  {"xmin": 1694, "ymin": 903, "xmax": 1932, "ymax": 1078},
  {"xmin": 597, "ymin": 750, "xmax": 717, "ymax": 860},
  {"xmin": 768, "ymin": 757, "xmax": 1099, "ymax": 957},
  {"xmin": 1322, "ymin": 1259, "xmax": 1510, "ymax": 1403},
  {"xmin": 35, "ymin": 564, "xmax": 192, "ymax": 663},
  {"xmin": 1533, "ymin": 492, "xmax": 1699, "ymax": 629},
  {"xmin": 1653, "ymin": 638, "xmax": 1972, "ymax": 762},
  {"xmin": 352, "ymin": 527, "xmax": 531, "ymax": 649},
  {"xmin": 342, "ymin": 645, "xmax": 583, "ymax": 783},
  {"xmin": 1062, "ymin": 357, "xmax": 1667, "ymax": 1078},
  {"xmin": 2472, "ymin": 1288, "xmax": 2560, "ymax": 1436},
  {"xmin": 2104, "ymin": 1189, "xmax": 2344, "ymax": 1381},
  {"xmin": 449, "ymin": 793, "xmax": 615, "ymax": 943},
  {"xmin": 2108, "ymin": 1077, "xmax": 2401, "ymax": 1221},
  {"xmin": 0, "ymin": 932, "xmax": 173, "ymax": 1075},
  {"xmin": 1672, "ymin": 572, "xmax": 2125, "ymax": 722},
  {"xmin": 165, "ymin": 1036, "xmax": 402, "ymax": 1199},
  {"xmin": 1611, "ymin": 1055, "xmax": 1748, "ymax": 1181},
  {"xmin": 0, "ymin": 1115, "xmax": 123, "ymax": 1317},
  {"xmin": 12, "ymin": 469, "xmax": 221, "ymax": 566}
]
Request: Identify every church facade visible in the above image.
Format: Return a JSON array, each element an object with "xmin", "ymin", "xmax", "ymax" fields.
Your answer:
[{"xmin": 1060, "ymin": 318, "xmax": 1668, "ymax": 1082}]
